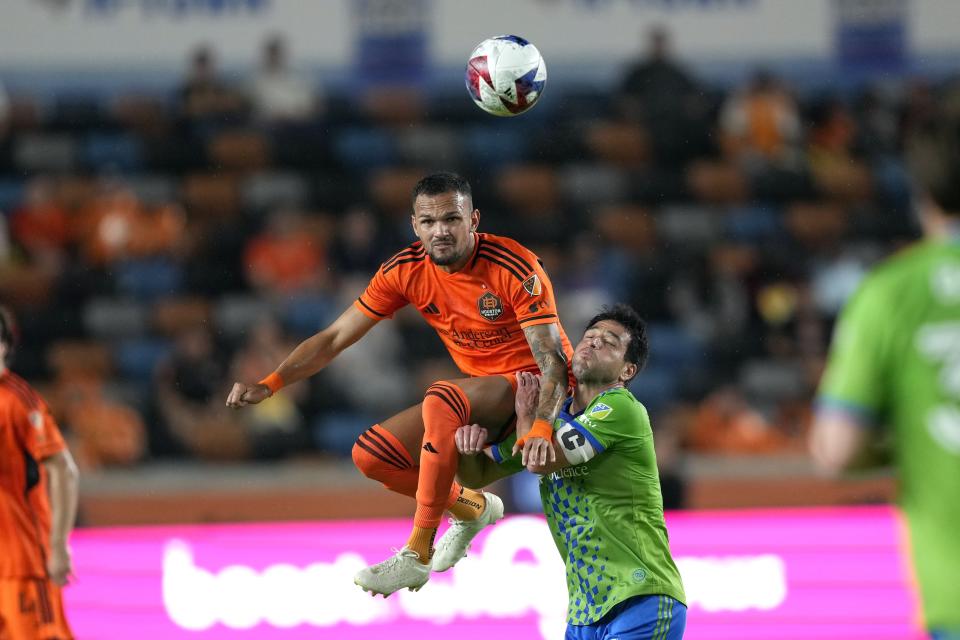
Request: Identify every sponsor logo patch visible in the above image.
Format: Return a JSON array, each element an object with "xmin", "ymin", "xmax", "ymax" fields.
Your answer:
[
  {"xmin": 477, "ymin": 292, "xmax": 503, "ymax": 322},
  {"xmin": 522, "ymin": 274, "xmax": 542, "ymax": 296},
  {"xmin": 590, "ymin": 403, "xmax": 612, "ymax": 420},
  {"xmin": 28, "ymin": 411, "xmax": 44, "ymax": 431}
]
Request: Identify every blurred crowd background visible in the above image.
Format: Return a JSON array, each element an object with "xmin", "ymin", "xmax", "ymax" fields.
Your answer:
[{"xmin": 0, "ymin": 6, "xmax": 954, "ymax": 516}]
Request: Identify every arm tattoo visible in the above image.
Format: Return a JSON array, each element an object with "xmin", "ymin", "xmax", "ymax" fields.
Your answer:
[{"xmin": 523, "ymin": 324, "xmax": 568, "ymax": 424}]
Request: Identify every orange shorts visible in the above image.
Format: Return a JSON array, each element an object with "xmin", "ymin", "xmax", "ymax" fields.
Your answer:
[{"xmin": 0, "ymin": 578, "xmax": 73, "ymax": 640}]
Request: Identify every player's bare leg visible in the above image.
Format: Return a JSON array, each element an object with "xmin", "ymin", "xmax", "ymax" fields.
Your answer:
[{"xmin": 354, "ymin": 375, "xmax": 514, "ymax": 595}]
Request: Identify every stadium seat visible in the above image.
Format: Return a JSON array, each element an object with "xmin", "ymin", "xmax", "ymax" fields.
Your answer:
[
  {"xmin": 151, "ymin": 298, "xmax": 212, "ymax": 336},
  {"xmin": 657, "ymin": 204, "xmax": 723, "ymax": 249},
  {"xmin": 368, "ymin": 167, "xmax": 425, "ymax": 214},
  {"xmin": 395, "ymin": 126, "xmax": 460, "ymax": 166},
  {"xmin": 584, "ymin": 121, "xmax": 650, "ymax": 168},
  {"xmin": 110, "ymin": 95, "xmax": 171, "ymax": 136},
  {"xmin": 594, "ymin": 204, "xmax": 657, "ymax": 252},
  {"xmin": 214, "ymin": 295, "xmax": 276, "ymax": 338},
  {"xmin": 558, "ymin": 165, "xmax": 629, "ymax": 206},
  {"xmin": 4, "ymin": 96, "xmax": 41, "ymax": 132},
  {"xmin": 83, "ymin": 298, "xmax": 148, "ymax": 339},
  {"xmin": 312, "ymin": 410, "xmax": 376, "ymax": 457},
  {"xmin": 332, "ymin": 128, "xmax": 397, "ymax": 171},
  {"xmin": 181, "ymin": 173, "xmax": 240, "ymax": 219},
  {"xmin": 784, "ymin": 202, "xmax": 848, "ymax": 249},
  {"xmin": 52, "ymin": 95, "xmax": 106, "ymax": 131},
  {"xmin": 646, "ymin": 324, "xmax": 705, "ymax": 370},
  {"xmin": 462, "ymin": 125, "xmax": 527, "ymax": 166},
  {"xmin": 207, "ymin": 130, "xmax": 272, "ymax": 171},
  {"xmin": 113, "ymin": 338, "xmax": 173, "ymax": 383},
  {"xmin": 126, "ymin": 175, "xmax": 178, "ymax": 206},
  {"xmin": 81, "ymin": 133, "xmax": 145, "ymax": 173},
  {"xmin": 360, "ymin": 86, "xmax": 425, "ymax": 126},
  {"xmin": 282, "ymin": 293, "xmax": 337, "ymax": 338},
  {"xmin": 495, "ymin": 164, "xmax": 559, "ymax": 213},
  {"xmin": 628, "ymin": 365, "xmax": 681, "ymax": 416},
  {"xmin": 47, "ymin": 340, "xmax": 113, "ymax": 380},
  {"xmin": 724, "ymin": 205, "xmax": 784, "ymax": 242},
  {"xmin": 686, "ymin": 161, "xmax": 750, "ymax": 204},
  {"xmin": 0, "ymin": 179, "xmax": 25, "ymax": 212},
  {"xmin": 13, "ymin": 134, "xmax": 77, "ymax": 172},
  {"xmin": 241, "ymin": 172, "xmax": 310, "ymax": 214},
  {"xmin": 114, "ymin": 258, "xmax": 185, "ymax": 300}
]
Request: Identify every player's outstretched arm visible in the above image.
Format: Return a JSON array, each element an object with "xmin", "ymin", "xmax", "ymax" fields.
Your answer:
[
  {"xmin": 43, "ymin": 448, "xmax": 79, "ymax": 586},
  {"xmin": 454, "ymin": 424, "xmax": 521, "ymax": 489},
  {"xmin": 809, "ymin": 411, "xmax": 869, "ymax": 475},
  {"xmin": 516, "ymin": 323, "xmax": 567, "ymax": 465},
  {"xmin": 226, "ymin": 305, "xmax": 379, "ymax": 408}
]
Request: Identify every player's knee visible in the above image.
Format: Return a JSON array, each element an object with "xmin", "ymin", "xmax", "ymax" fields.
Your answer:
[
  {"xmin": 352, "ymin": 431, "xmax": 379, "ymax": 479},
  {"xmin": 423, "ymin": 382, "xmax": 470, "ymax": 427}
]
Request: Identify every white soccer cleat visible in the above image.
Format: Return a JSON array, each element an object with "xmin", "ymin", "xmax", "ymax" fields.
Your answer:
[
  {"xmin": 432, "ymin": 493, "xmax": 505, "ymax": 572},
  {"xmin": 353, "ymin": 547, "xmax": 431, "ymax": 597}
]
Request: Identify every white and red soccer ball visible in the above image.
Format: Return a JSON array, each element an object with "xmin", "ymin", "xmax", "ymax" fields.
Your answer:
[{"xmin": 465, "ymin": 35, "xmax": 547, "ymax": 117}]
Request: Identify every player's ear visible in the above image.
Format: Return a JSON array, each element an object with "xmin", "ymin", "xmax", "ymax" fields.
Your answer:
[
  {"xmin": 470, "ymin": 208, "xmax": 480, "ymax": 231},
  {"xmin": 410, "ymin": 214, "xmax": 418, "ymax": 236},
  {"xmin": 620, "ymin": 362, "xmax": 637, "ymax": 384}
]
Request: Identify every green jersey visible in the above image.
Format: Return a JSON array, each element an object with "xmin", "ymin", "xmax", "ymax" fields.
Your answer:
[
  {"xmin": 495, "ymin": 387, "xmax": 685, "ymax": 625},
  {"xmin": 818, "ymin": 239, "xmax": 960, "ymax": 630}
]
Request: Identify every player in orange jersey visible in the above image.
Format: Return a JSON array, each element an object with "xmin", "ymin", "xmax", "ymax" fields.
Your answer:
[
  {"xmin": 0, "ymin": 307, "xmax": 78, "ymax": 640},
  {"xmin": 227, "ymin": 172, "xmax": 572, "ymax": 595}
]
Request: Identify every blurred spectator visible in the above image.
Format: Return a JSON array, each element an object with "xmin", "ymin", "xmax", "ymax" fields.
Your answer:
[
  {"xmin": 618, "ymin": 26, "xmax": 700, "ymax": 121},
  {"xmin": 806, "ymin": 99, "xmax": 872, "ymax": 202},
  {"xmin": 227, "ymin": 316, "xmax": 309, "ymax": 459},
  {"xmin": 54, "ymin": 376, "xmax": 146, "ymax": 470},
  {"xmin": 688, "ymin": 386, "xmax": 790, "ymax": 454},
  {"xmin": 720, "ymin": 70, "xmax": 802, "ymax": 170},
  {"xmin": 248, "ymin": 34, "xmax": 318, "ymax": 125},
  {"xmin": 178, "ymin": 44, "xmax": 246, "ymax": 123},
  {"xmin": 329, "ymin": 205, "xmax": 389, "ymax": 278},
  {"xmin": 155, "ymin": 326, "xmax": 248, "ymax": 460},
  {"xmin": 243, "ymin": 208, "xmax": 329, "ymax": 295},
  {"xmin": 10, "ymin": 178, "xmax": 70, "ymax": 270},
  {"xmin": 617, "ymin": 25, "xmax": 709, "ymax": 165}
]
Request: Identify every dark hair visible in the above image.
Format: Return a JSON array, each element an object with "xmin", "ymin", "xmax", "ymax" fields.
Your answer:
[
  {"xmin": 0, "ymin": 306, "xmax": 17, "ymax": 366},
  {"xmin": 412, "ymin": 172, "xmax": 472, "ymax": 203},
  {"xmin": 585, "ymin": 303, "xmax": 648, "ymax": 378},
  {"xmin": 907, "ymin": 84, "xmax": 960, "ymax": 216}
]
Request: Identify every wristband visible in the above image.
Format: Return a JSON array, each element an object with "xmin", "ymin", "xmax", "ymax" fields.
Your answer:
[
  {"xmin": 515, "ymin": 418, "xmax": 553, "ymax": 447},
  {"xmin": 258, "ymin": 371, "xmax": 284, "ymax": 396}
]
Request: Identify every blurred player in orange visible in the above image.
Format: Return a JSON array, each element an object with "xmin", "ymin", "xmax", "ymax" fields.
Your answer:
[
  {"xmin": 0, "ymin": 306, "xmax": 79, "ymax": 640},
  {"xmin": 227, "ymin": 172, "xmax": 573, "ymax": 595}
]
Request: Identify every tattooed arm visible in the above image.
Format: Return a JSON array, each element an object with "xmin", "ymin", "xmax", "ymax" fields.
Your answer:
[{"xmin": 514, "ymin": 323, "xmax": 568, "ymax": 465}]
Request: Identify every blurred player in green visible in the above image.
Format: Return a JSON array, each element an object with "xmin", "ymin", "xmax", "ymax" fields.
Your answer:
[
  {"xmin": 811, "ymin": 104, "xmax": 960, "ymax": 639},
  {"xmin": 457, "ymin": 304, "xmax": 686, "ymax": 640}
]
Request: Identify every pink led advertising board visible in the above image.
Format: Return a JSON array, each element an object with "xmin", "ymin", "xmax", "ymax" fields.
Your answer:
[{"xmin": 64, "ymin": 506, "xmax": 925, "ymax": 639}]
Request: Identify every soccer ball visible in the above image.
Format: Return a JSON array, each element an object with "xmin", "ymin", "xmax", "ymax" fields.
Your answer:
[{"xmin": 465, "ymin": 35, "xmax": 547, "ymax": 117}]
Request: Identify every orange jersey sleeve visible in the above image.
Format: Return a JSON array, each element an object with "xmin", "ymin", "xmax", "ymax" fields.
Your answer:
[
  {"xmin": 480, "ymin": 236, "xmax": 562, "ymax": 330},
  {"xmin": 353, "ymin": 242, "xmax": 422, "ymax": 320}
]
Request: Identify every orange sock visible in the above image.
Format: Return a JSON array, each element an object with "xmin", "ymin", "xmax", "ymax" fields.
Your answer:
[
  {"xmin": 447, "ymin": 486, "xmax": 487, "ymax": 521},
  {"xmin": 405, "ymin": 526, "xmax": 437, "ymax": 563},
  {"xmin": 414, "ymin": 382, "xmax": 470, "ymax": 529},
  {"xmin": 352, "ymin": 425, "xmax": 418, "ymax": 497}
]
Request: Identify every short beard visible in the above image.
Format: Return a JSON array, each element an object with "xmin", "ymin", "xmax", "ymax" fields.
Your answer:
[{"xmin": 428, "ymin": 248, "xmax": 463, "ymax": 266}]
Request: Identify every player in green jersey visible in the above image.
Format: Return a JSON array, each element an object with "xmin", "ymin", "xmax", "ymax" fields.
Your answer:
[
  {"xmin": 456, "ymin": 304, "xmax": 686, "ymax": 640},
  {"xmin": 811, "ymin": 104, "xmax": 960, "ymax": 639}
]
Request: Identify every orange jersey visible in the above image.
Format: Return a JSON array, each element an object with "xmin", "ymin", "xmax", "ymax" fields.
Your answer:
[
  {"xmin": 355, "ymin": 232, "xmax": 573, "ymax": 377},
  {"xmin": 0, "ymin": 371, "xmax": 66, "ymax": 579}
]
